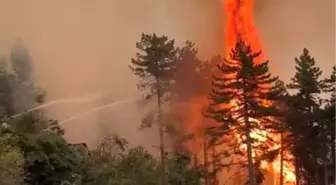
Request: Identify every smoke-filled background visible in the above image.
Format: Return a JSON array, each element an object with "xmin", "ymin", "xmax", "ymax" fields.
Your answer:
[
  {"xmin": 255, "ymin": 0, "xmax": 335, "ymax": 82},
  {"xmin": 0, "ymin": 0, "xmax": 334, "ymax": 152}
]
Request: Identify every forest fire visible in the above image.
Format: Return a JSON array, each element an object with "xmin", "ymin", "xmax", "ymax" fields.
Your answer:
[
  {"xmin": 223, "ymin": 0, "xmax": 296, "ymax": 184},
  {"xmin": 184, "ymin": 0, "xmax": 296, "ymax": 185},
  {"xmin": 0, "ymin": 1, "xmax": 333, "ymax": 185}
]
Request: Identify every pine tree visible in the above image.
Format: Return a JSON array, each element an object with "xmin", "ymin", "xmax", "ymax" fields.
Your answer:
[
  {"xmin": 287, "ymin": 48, "xmax": 323, "ymax": 103},
  {"xmin": 168, "ymin": 41, "xmax": 211, "ymax": 152},
  {"xmin": 205, "ymin": 40, "xmax": 283, "ymax": 185},
  {"xmin": 321, "ymin": 66, "xmax": 335, "ymax": 185},
  {"xmin": 286, "ymin": 48, "xmax": 325, "ymax": 185},
  {"xmin": 324, "ymin": 66, "xmax": 335, "ymax": 103},
  {"xmin": 171, "ymin": 41, "xmax": 217, "ymax": 100},
  {"xmin": 129, "ymin": 33, "xmax": 178, "ymax": 165},
  {"xmin": 171, "ymin": 41, "xmax": 203, "ymax": 102}
]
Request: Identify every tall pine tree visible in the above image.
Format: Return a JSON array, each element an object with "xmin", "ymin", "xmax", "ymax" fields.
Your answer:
[
  {"xmin": 321, "ymin": 65, "xmax": 335, "ymax": 185},
  {"xmin": 286, "ymin": 48, "xmax": 325, "ymax": 185},
  {"xmin": 287, "ymin": 48, "xmax": 323, "ymax": 102},
  {"xmin": 206, "ymin": 40, "xmax": 283, "ymax": 185},
  {"xmin": 129, "ymin": 33, "xmax": 178, "ymax": 165}
]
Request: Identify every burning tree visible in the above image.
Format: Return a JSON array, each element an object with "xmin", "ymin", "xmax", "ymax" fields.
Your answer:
[
  {"xmin": 205, "ymin": 40, "xmax": 284, "ymax": 185},
  {"xmin": 168, "ymin": 41, "xmax": 217, "ymax": 152},
  {"xmin": 129, "ymin": 33, "xmax": 178, "ymax": 165}
]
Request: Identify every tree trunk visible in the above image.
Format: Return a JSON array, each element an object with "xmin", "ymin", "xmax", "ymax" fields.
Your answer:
[
  {"xmin": 158, "ymin": 101, "xmax": 165, "ymax": 166},
  {"xmin": 211, "ymin": 147, "xmax": 218, "ymax": 185},
  {"xmin": 244, "ymin": 117, "xmax": 256, "ymax": 185},
  {"xmin": 294, "ymin": 157, "xmax": 300, "ymax": 185},
  {"xmin": 313, "ymin": 149, "xmax": 320, "ymax": 185},
  {"xmin": 294, "ymin": 136, "xmax": 301, "ymax": 185},
  {"xmin": 332, "ymin": 146, "xmax": 335, "ymax": 184},
  {"xmin": 280, "ymin": 132, "xmax": 284, "ymax": 185},
  {"xmin": 324, "ymin": 162, "xmax": 329, "ymax": 185},
  {"xmin": 314, "ymin": 168, "xmax": 320, "ymax": 185},
  {"xmin": 242, "ymin": 85, "xmax": 256, "ymax": 185},
  {"xmin": 156, "ymin": 79, "xmax": 165, "ymax": 166},
  {"xmin": 203, "ymin": 130, "xmax": 209, "ymax": 185},
  {"xmin": 194, "ymin": 154, "xmax": 198, "ymax": 167},
  {"xmin": 156, "ymin": 78, "xmax": 166, "ymax": 185}
]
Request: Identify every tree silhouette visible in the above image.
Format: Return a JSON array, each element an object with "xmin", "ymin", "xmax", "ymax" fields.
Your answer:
[{"xmin": 206, "ymin": 40, "xmax": 283, "ymax": 185}]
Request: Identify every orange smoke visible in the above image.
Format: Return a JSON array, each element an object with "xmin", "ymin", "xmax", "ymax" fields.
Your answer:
[{"xmin": 184, "ymin": 96, "xmax": 209, "ymax": 154}]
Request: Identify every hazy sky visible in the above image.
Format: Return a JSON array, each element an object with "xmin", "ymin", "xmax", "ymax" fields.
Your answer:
[
  {"xmin": 0, "ymin": 0, "xmax": 334, "ymax": 150},
  {"xmin": 256, "ymin": 0, "xmax": 335, "ymax": 81}
]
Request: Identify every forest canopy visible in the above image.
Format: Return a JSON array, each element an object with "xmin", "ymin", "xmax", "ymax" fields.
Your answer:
[{"xmin": 0, "ymin": 35, "xmax": 334, "ymax": 185}]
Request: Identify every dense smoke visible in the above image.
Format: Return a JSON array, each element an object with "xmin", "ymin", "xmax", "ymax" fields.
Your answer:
[
  {"xmin": 255, "ymin": 0, "xmax": 335, "ymax": 81},
  {"xmin": 0, "ymin": 0, "xmax": 223, "ymax": 151}
]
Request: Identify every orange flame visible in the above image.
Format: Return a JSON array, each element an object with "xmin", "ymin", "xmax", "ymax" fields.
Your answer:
[
  {"xmin": 224, "ymin": 0, "xmax": 264, "ymax": 62},
  {"xmin": 223, "ymin": 0, "xmax": 296, "ymax": 185},
  {"xmin": 182, "ymin": 1, "xmax": 296, "ymax": 185}
]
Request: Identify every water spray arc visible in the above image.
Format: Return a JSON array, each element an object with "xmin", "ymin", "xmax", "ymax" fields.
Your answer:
[
  {"xmin": 11, "ymin": 93, "xmax": 104, "ymax": 119},
  {"xmin": 58, "ymin": 99, "xmax": 140, "ymax": 126}
]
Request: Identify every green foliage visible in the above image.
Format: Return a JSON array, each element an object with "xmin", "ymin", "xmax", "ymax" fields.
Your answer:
[
  {"xmin": 0, "ymin": 113, "xmax": 79, "ymax": 185},
  {"xmin": 1, "ymin": 33, "xmax": 335, "ymax": 185},
  {"xmin": 166, "ymin": 154, "xmax": 202, "ymax": 185},
  {"xmin": 80, "ymin": 146, "xmax": 202, "ymax": 185},
  {"xmin": 129, "ymin": 33, "xmax": 178, "ymax": 101},
  {"xmin": 0, "ymin": 44, "xmax": 78, "ymax": 185},
  {"xmin": 320, "ymin": 66, "xmax": 335, "ymax": 184},
  {"xmin": 130, "ymin": 33, "xmax": 181, "ymax": 164},
  {"xmin": 0, "ymin": 59, "xmax": 15, "ymax": 118},
  {"xmin": 287, "ymin": 48, "xmax": 323, "ymax": 101},
  {"xmin": 0, "ymin": 130, "xmax": 24, "ymax": 185},
  {"xmin": 323, "ymin": 65, "xmax": 336, "ymax": 102},
  {"xmin": 286, "ymin": 48, "xmax": 327, "ymax": 183},
  {"xmin": 22, "ymin": 132, "xmax": 82, "ymax": 185}
]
